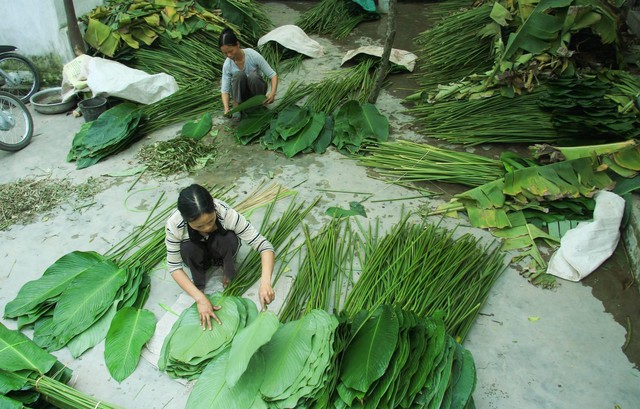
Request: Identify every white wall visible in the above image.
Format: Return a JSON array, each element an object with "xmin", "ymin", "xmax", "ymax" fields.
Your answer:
[{"xmin": 0, "ymin": 0, "xmax": 103, "ymax": 62}]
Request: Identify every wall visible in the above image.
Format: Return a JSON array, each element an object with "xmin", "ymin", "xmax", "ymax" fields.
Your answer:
[{"xmin": 0, "ymin": 0, "xmax": 103, "ymax": 62}]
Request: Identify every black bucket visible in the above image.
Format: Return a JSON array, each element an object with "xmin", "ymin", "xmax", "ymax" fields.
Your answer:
[{"xmin": 78, "ymin": 97, "xmax": 108, "ymax": 122}]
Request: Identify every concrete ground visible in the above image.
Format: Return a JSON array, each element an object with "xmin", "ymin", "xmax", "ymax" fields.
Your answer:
[{"xmin": 1, "ymin": 2, "xmax": 640, "ymax": 408}]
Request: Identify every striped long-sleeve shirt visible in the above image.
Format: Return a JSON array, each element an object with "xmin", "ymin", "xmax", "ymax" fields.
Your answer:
[{"xmin": 165, "ymin": 199, "xmax": 274, "ymax": 273}]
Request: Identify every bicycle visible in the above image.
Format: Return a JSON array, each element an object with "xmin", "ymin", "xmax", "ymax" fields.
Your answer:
[
  {"xmin": 0, "ymin": 45, "xmax": 41, "ymax": 103},
  {"xmin": 0, "ymin": 90, "xmax": 34, "ymax": 151}
]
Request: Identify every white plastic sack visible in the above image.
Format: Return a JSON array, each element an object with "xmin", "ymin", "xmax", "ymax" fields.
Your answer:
[
  {"xmin": 341, "ymin": 46, "xmax": 418, "ymax": 72},
  {"xmin": 546, "ymin": 190, "xmax": 626, "ymax": 281},
  {"xmin": 61, "ymin": 55, "xmax": 179, "ymax": 105},
  {"xmin": 257, "ymin": 25, "xmax": 325, "ymax": 58}
]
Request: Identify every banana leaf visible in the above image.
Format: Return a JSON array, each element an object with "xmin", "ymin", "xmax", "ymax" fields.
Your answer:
[
  {"xmin": 0, "ymin": 394, "xmax": 23, "ymax": 409},
  {"xmin": 0, "ymin": 323, "xmax": 56, "ymax": 374},
  {"xmin": 105, "ymin": 307, "xmax": 157, "ymax": 382},
  {"xmin": 3, "ymin": 251, "xmax": 105, "ymax": 321},
  {"xmin": 182, "ymin": 112, "xmax": 212, "ymax": 140},
  {"xmin": 48, "ymin": 261, "xmax": 128, "ymax": 347},
  {"xmin": 67, "ymin": 303, "xmax": 118, "ymax": 358},
  {"xmin": 333, "ymin": 100, "xmax": 388, "ymax": 154},
  {"xmin": 339, "ymin": 305, "xmax": 399, "ymax": 393},
  {"xmin": 225, "ymin": 311, "xmax": 280, "ymax": 387},
  {"xmin": 259, "ymin": 310, "xmax": 338, "ymax": 402},
  {"xmin": 67, "ymin": 103, "xmax": 144, "ymax": 169},
  {"xmin": 186, "ymin": 349, "xmax": 266, "ymax": 409}
]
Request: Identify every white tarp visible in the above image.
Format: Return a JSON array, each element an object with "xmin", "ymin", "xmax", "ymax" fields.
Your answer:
[
  {"xmin": 546, "ymin": 190, "xmax": 626, "ymax": 281},
  {"xmin": 257, "ymin": 25, "xmax": 325, "ymax": 58},
  {"xmin": 61, "ymin": 54, "xmax": 179, "ymax": 104},
  {"xmin": 341, "ymin": 46, "xmax": 418, "ymax": 72}
]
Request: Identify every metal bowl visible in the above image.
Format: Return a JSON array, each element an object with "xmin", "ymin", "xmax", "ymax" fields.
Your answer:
[{"xmin": 30, "ymin": 87, "xmax": 78, "ymax": 115}]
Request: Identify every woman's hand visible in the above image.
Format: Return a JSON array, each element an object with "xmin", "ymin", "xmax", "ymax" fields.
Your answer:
[
  {"xmin": 196, "ymin": 296, "xmax": 222, "ymax": 330},
  {"xmin": 258, "ymin": 282, "xmax": 275, "ymax": 311},
  {"xmin": 264, "ymin": 92, "xmax": 276, "ymax": 105}
]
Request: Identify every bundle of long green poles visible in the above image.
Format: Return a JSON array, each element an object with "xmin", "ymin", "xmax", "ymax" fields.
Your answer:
[
  {"xmin": 413, "ymin": 2, "xmax": 495, "ymax": 93},
  {"xmin": 358, "ymin": 139, "xmax": 506, "ymax": 187},
  {"xmin": 303, "ymin": 59, "xmax": 378, "ymax": 113},
  {"xmin": 344, "ymin": 214, "xmax": 505, "ymax": 340},
  {"xmin": 296, "ymin": 0, "xmax": 377, "ymax": 39},
  {"xmin": 224, "ymin": 195, "xmax": 321, "ymax": 297},
  {"xmin": 29, "ymin": 375, "xmax": 123, "ymax": 409},
  {"xmin": 408, "ymin": 91, "xmax": 561, "ymax": 145},
  {"xmin": 278, "ymin": 218, "xmax": 358, "ymax": 323}
]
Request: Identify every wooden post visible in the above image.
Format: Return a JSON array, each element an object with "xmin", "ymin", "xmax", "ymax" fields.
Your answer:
[
  {"xmin": 63, "ymin": 0, "xmax": 86, "ymax": 56},
  {"xmin": 368, "ymin": 0, "xmax": 397, "ymax": 104}
]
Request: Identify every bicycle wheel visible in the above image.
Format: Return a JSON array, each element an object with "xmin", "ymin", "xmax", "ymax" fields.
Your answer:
[
  {"xmin": 0, "ymin": 91, "xmax": 34, "ymax": 151},
  {"xmin": 0, "ymin": 52, "xmax": 41, "ymax": 103}
]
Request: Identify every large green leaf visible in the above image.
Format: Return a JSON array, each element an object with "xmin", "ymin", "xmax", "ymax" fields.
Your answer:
[
  {"xmin": 228, "ymin": 95, "xmax": 267, "ymax": 115},
  {"xmin": 225, "ymin": 311, "xmax": 280, "ymax": 387},
  {"xmin": 67, "ymin": 302, "xmax": 118, "ymax": 358},
  {"xmin": 354, "ymin": 103, "xmax": 389, "ymax": 143},
  {"xmin": 186, "ymin": 349, "xmax": 265, "ymax": 409},
  {"xmin": 0, "ymin": 394, "xmax": 23, "ymax": 409},
  {"xmin": 105, "ymin": 307, "xmax": 157, "ymax": 382},
  {"xmin": 503, "ymin": 0, "xmax": 574, "ymax": 59},
  {"xmin": 4, "ymin": 251, "xmax": 106, "ymax": 319},
  {"xmin": 0, "ymin": 323, "xmax": 56, "ymax": 374},
  {"xmin": 281, "ymin": 112, "xmax": 325, "ymax": 158},
  {"xmin": 49, "ymin": 261, "xmax": 127, "ymax": 346},
  {"xmin": 275, "ymin": 106, "xmax": 312, "ymax": 139},
  {"xmin": 169, "ymin": 296, "xmax": 240, "ymax": 363},
  {"xmin": 181, "ymin": 113, "xmax": 212, "ymax": 140},
  {"xmin": 259, "ymin": 311, "xmax": 320, "ymax": 399},
  {"xmin": 0, "ymin": 369, "xmax": 28, "ymax": 394},
  {"xmin": 340, "ymin": 305, "xmax": 399, "ymax": 393}
]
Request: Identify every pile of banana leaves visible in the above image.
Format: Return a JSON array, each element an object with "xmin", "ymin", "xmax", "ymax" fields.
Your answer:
[
  {"xmin": 182, "ymin": 305, "xmax": 476, "ymax": 409},
  {"xmin": 0, "ymin": 323, "xmax": 122, "ymax": 409},
  {"xmin": 159, "ymin": 294, "xmax": 258, "ymax": 379},
  {"xmin": 67, "ymin": 102, "xmax": 144, "ymax": 169},
  {"xmin": 408, "ymin": 0, "xmax": 638, "ymax": 146}
]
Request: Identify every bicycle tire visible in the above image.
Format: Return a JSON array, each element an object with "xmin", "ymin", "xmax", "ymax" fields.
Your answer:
[
  {"xmin": 0, "ymin": 52, "xmax": 41, "ymax": 103},
  {"xmin": 0, "ymin": 91, "xmax": 34, "ymax": 151}
]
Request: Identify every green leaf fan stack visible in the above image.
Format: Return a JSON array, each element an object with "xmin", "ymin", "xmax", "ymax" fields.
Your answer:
[{"xmin": 158, "ymin": 293, "xmax": 258, "ymax": 379}]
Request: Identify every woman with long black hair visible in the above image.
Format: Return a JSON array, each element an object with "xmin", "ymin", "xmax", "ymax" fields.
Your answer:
[
  {"xmin": 165, "ymin": 184, "xmax": 275, "ymax": 330},
  {"xmin": 219, "ymin": 27, "xmax": 278, "ymax": 120}
]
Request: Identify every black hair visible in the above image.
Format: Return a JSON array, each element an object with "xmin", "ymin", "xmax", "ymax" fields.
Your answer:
[
  {"xmin": 177, "ymin": 184, "xmax": 216, "ymax": 222},
  {"xmin": 219, "ymin": 27, "xmax": 239, "ymax": 48}
]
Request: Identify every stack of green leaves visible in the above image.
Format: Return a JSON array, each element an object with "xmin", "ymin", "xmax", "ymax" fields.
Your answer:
[
  {"xmin": 260, "ymin": 99, "xmax": 388, "ymax": 158},
  {"xmin": 335, "ymin": 306, "xmax": 476, "ymax": 409},
  {"xmin": 81, "ymin": 0, "xmax": 229, "ymax": 56},
  {"xmin": 159, "ymin": 293, "xmax": 258, "ymax": 379},
  {"xmin": 3, "ymin": 251, "xmax": 146, "ymax": 354},
  {"xmin": 67, "ymin": 102, "xmax": 144, "ymax": 169},
  {"xmin": 0, "ymin": 323, "xmax": 122, "ymax": 409},
  {"xmin": 185, "ymin": 309, "xmax": 339, "ymax": 409},
  {"xmin": 262, "ymin": 105, "xmax": 328, "ymax": 158},
  {"xmin": 540, "ymin": 74, "xmax": 640, "ymax": 141},
  {"xmin": 259, "ymin": 309, "xmax": 339, "ymax": 408}
]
